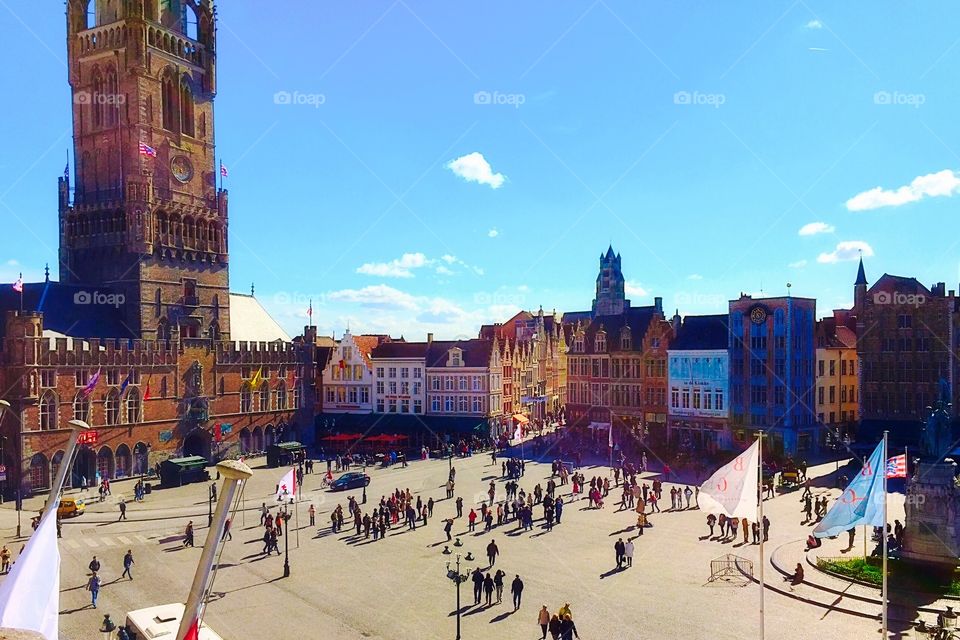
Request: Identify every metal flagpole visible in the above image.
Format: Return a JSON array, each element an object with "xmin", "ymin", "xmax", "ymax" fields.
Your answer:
[
  {"xmin": 42, "ymin": 420, "xmax": 87, "ymax": 521},
  {"xmin": 881, "ymin": 430, "xmax": 889, "ymax": 639},
  {"xmin": 758, "ymin": 431, "xmax": 765, "ymax": 640},
  {"xmin": 176, "ymin": 460, "xmax": 253, "ymax": 640}
]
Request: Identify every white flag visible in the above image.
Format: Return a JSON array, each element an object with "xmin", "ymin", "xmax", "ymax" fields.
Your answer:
[
  {"xmin": 275, "ymin": 467, "xmax": 297, "ymax": 503},
  {"xmin": 0, "ymin": 512, "xmax": 60, "ymax": 639},
  {"xmin": 697, "ymin": 440, "xmax": 759, "ymax": 519}
]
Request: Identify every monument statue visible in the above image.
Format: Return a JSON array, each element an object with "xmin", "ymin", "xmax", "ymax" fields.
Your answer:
[{"xmin": 922, "ymin": 378, "xmax": 954, "ymax": 461}]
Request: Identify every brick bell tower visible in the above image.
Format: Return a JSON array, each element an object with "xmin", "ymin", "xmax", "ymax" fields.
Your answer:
[{"xmin": 60, "ymin": 0, "xmax": 230, "ymax": 341}]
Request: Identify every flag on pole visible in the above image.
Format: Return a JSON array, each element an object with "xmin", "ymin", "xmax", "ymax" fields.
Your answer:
[
  {"xmin": 276, "ymin": 467, "xmax": 297, "ymax": 503},
  {"xmin": 81, "ymin": 368, "xmax": 101, "ymax": 398},
  {"xmin": 608, "ymin": 423, "xmax": 613, "ymax": 448},
  {"xmin": 143, "ymin": 379, "xmax": 152, "ymax": 401},
  {"xmin": 814, "ymin": 441, "xmax": 886, "ymax": 538},
  {"xmin": 64, "ymin": 162, "xmax": 69, "ymax": 180},
  {"xmin": 220, "ymin": 162, "xmax": 228, "ymax": 178},
  {"xmin": 138, "ymin": 141, "xmax": 157, "ymax": 158},
  {"xmin": 249, "ymin": 367, "xmax": 263, "ymax": 388},
  {"xmin": 886, "ymin": 454, "xmax": 907, "ymax": 479},
  {"xmin": 119, "ymin": 370, "xmax": 133, "ymax": 396},
  {"xmin": 12, "ymin": 276, "xmax": 23, "ymax": 293},
  {"xmin": 697, "ymin": 440, "xmax": 760, "ymax": 519},
  {"xmin": 0, "ymin": 512, "xmax": 60, "ymax": 639},
  {"xmin": 308, "ymin": 299, "xmax": 313, "ymax": 326}
]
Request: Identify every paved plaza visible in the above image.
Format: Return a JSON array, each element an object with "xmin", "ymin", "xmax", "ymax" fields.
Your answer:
[{"xmin": 0, "ymin": 453, "xmax": 896, "ymax": 639}]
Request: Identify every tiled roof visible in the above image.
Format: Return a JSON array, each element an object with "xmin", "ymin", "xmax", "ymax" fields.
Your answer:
[
  {"xmin": 671, "ymin": 314, "xmax": 729, "ymax": 350},
  {"xmin": 352, "ymin": 334, "xmax": 386, "ymax": 368},
  {"xmin": 426, "ymin": 339, "xmax": 494, "ymax": 368},
  {"xmin": 229, "ymin": 293, "xmax": 291, "ymax": 342},
  {"xmin": 315, "ymin": 346, "xmax": 335, "ymax": 368},
  {"xmin": 370, "ymin": 341, "xmax": 430, "ymax": 359},
  {"xmin": 564, "ymin": 306, "xmax": 659, "ymax": 354},
  {"xmin": 868, "ymin": 274, "xmax": 932, "ymax": 296}
]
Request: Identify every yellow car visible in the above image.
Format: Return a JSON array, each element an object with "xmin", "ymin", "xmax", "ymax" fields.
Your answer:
[{"xmin": 57, "ymin": 497, "xmax": 85, "ymax": 518}]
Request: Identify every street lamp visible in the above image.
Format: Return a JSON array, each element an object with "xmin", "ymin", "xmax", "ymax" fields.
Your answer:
[
  {"xmin": 0, "ymin": 399, "xmax": 9, "ymax": 506},
  {"xmin": 445, "ymin": 554, "xmax": 467, "ymax": 640},
  {"xmin": 281, "ymin": 507, "xmax": 292, "ymax": 578},
  {"xmin": 208, "ymin": 485, "xmax": 214, "ymax": 527}
]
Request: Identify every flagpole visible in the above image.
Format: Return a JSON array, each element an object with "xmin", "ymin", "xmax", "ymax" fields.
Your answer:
[
  {"xmin": 43, "ymin": 420, "xmax": 86, "ymax": 521},
  {"xmin": 881, "ymin": 430, "xmax": 888, "ymax": 639},
  {"xmin": 758, "ymin": 431, "xmax": 765, "ymax": 640},
  {"xmin": 18, "ymin": 272, "xmax": 23, "ymax": 313}
]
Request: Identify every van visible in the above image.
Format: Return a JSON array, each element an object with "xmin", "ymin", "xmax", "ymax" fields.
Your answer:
[
  {"xmin": 125, "ymin": 603, "xmax": 225, "ymax": 640},
  {"xmin": 57, "ymin": 497, "xmax": 85, "ymax": 518}
]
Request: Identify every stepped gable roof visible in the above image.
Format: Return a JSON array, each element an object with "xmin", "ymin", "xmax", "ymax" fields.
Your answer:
[
  {"xmin": 425, "ymin": 339, "xmax": 494, "ymax": 368},
  {"xmin": 573, "ymin": 306, "xmax": 658, "ymax": 354},
  {"xmin": 671, "ymin": 314, "xmax": 729, "ymax": 350},
  {"xmin": 370, "ymin": 341, "xmax": 430, "ymax": 359}
]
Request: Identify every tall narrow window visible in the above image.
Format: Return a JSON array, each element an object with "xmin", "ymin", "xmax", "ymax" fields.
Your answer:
[
  {"xmin": 161, "ymin": 73, "xmax": 176, "ymax": 131},
  {"xmin": 180, "ymin": 78, "xmax": 195, "ymax": 137}
]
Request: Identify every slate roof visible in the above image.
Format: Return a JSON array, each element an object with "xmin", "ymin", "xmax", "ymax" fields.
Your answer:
[
  {"xmin": 315, "ymin": 346, "xmax": 335, "ymax": 369},
  {"xmin": 564, "ymin": 306, "xmax": 659, "ymax": 354},
  {"xmin": 0, "ymin": 281, "xmax": 135, "ymax": 339},
  {"xmin": 370, "ymin": 341, "xmax": 430, "ymax": 359},
  {"xmin": 229, "ymin": 293, "xmax": 291, "ymax": 342},
  {"xmin": 670, "ymin": 314, "xmax": 729, "ymax": 350},
  {"xmin": 868, "ymin": 274, "xmax": 932, "ymax": 296},
  {"xmin": 425, "ymin": 339, "xmax": 494, "ymax": 368}
]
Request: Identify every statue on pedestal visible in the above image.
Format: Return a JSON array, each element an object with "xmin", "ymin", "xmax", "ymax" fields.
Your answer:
[{"xmin": 922, "ymin": 379, "xmax": 954, "ymax": 461}]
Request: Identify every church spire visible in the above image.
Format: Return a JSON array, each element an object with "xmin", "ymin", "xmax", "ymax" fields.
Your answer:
[{"xmin": 855, "ymin": 255, "xmax": 867, "ymax": 286}]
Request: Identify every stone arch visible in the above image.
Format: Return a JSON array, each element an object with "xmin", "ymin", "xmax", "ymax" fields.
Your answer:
[
  {"xmin": 97, "ymin": 445, "xmax": 115, "ymax": 480},
  {"xmin": 252, "ymin": 426, "xmax": 263, "ymax": 451},
  {"xmin": 183, "ymin": 430, "xmax": 210, "ymax": 459},
  {"xmin": 239, "ymin": 427, "xmax": 251, "ymax": 453},
  {"xmin": 29, "ymin": 453, "xmax": 49, "ymax": 492},
  {"xmin": 133, "ymin": 442, "xmax": 149, "ymax": 475},
  {"xmin": 51, "ymin": 450, "xmax": 66, "ymax": 488},
  {"xmin": 115, "ymin": 443, "xmax": 131, "ymax": 477},
  {"xmin": 73, "ymin": 447, "xmax": 96, "ymax": 487}
]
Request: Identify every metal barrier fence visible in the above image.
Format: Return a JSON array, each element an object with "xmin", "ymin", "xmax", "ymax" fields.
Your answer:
[{"xmin": 708, "ymin": 554, "xmax": 753, "ymax": 583}]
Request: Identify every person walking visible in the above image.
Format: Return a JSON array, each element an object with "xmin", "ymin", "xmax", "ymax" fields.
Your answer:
[
  {"xmin": 121, "ymin": 550, "xmax": 134, "ymax": 580},
  {"xmin": 455, "ymin": 496, "xmax": 464, "ymax": 518},
  {"xmin": 486, "ymin": 539, "xmax": 499, "ymax": 567},
  {"xmin": 494, "ymin": 569, "xmax": 505, "ymax": 603},
  {"xmin": 88, "ymin": 555, "xmax": 101, "ymax": 575},
  {"xmin": 483, "ymin": 572, "xmax": 495, "ymax": 606},
  {"xmin": 624, "ymin": 539, "xmax": 634, "ymax": 567},
  {"xmin": 117, "ymin": 497, "xmax": 127, "ymax": 521},
  {"xmin": 614, "ymin": 538, "xmax": 625, "ymax": 569},
  {"xmin": 183, "ymin": 521, "xmax": 195, "ymax": 548},
  {"xmin": 549, "ymin": 614, "xmax": 562, "ymax": 640},
  {"xmin": 538, "ymin": 605, "xmax": 551, "ymax": 639},
  {"xmin": 222, "ymin": 517, "xmax": 232, "ymax": 542},
  {"xmin": 762, "ymin": 515, "xmax": 770, "ymax": 542},
  {"xmin": 559, "ymin": 614, "xmax": 579, "ymax": 640},
  {"xmin": 468, "ymin": 509, "xmax": 477, "ymax": 532},
  {"xmin": 471, "ymin": 567, "xmax": 484, "ymax": 604},
  {"xmin": 260, "ymin": 503, "xmax": 268, "ymax": 526},
  {"xmin": 443, "ymin": 518, "xmax": 454, "ymax": 542},
  {"xmin": 86, "ymin": 571, "xmax": 102, "ymax": 608},
  {"xmin": 742, "ymin": 517, "xmax": 749, "ymax": 544},
  {"xmin": 510, "ymin": 574, "xmax": 524, "ymax": 610},
  {"xmin": 684, "ymin": 486, "xmax": 693, "ymax": 509},
  {"xmin": 0, "ymin": 546, "xmax": 10, "ymax": 574}
]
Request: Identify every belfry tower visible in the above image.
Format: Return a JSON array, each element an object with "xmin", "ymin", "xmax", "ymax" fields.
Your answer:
[
  {"xmin": 60, "ymin": 0, "xmax": 230, "ymax": 340},
  {"xmin": 591, "ymin": 245, "xmax": 630, "ymax": 316}
]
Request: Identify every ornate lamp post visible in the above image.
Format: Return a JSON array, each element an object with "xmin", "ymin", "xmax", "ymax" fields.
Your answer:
[
  {"xmin": 445, "ymin": 554, "xmax": 468, "ymax": 640},
  {"xmin": 281, "ymin": 507, "xmax": 292, "ymax": 578},
  {"xmin": 0, "ymin": 399, "xmax": 9, "ymax": 506}
]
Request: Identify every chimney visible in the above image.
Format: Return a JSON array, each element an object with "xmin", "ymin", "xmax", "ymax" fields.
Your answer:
[
  {"xmin": 932, "ymin": 282, "xmax": 946, "ymax": 297},
  {"xmin": 427, "ymin": 333, "xmax": 434, "ymax": 345},
  {"xmin": 654, "ymin": 296, "xmax": 663, "ymax": 313}
]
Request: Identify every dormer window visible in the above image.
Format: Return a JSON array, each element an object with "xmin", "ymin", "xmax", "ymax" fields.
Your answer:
[
  {"xmin": 573, "ymin": 335, "xmax": 584, "ymax": 352},
  {"xmin": 448, "ymin": 348, "xmax": 463, "ymax": 367},
  {"xmin": 621, "ymin": 328, "xmax": 632, "ymax": 350},
  {"xmin": 595, "ymin": 333, "xmax": 606, "ymax": 352}
]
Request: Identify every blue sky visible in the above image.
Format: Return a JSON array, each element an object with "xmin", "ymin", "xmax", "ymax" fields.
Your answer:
[{"xmin": 1, "ymin": 1, "xmax": 959, "ymax": 340}]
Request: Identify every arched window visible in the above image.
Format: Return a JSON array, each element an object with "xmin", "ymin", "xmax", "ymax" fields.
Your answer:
[
  {"xmin": 595, "ymin": 332, "xmax": 606, "ymax": 353},
  {"xmin": 291, "ymin": 381, "xmax": 301, "ymax": 410},
  {"xmin": 276, "ymin": 382, "xmax": 288, "ymax": 411},
  {"xmin": 97, "ymin": 446, "xmax": 114, "ymax": 480},
  {"xmin": 91, "ymin": 67, "xmax": 104, "ymax": 129},
  {"xmin": 133, "ymin": 442, "xmax": 149, "ymax": 475},
  {"xmin": 115, "ymin": 444, "xmax": 131, "ymax": 477},
  {"xmin": 157, "ymin": 318, "xmax": 170, "ymax": 340},
  {"xmin": 180, "ymin": 78, "xmax": 195, "ymax": 137},
  {"xmin": 240, "ymin": 383, "xmax": 252, "ymax": 413},
  {"xmin": 74, "ymin": 391, "xmax": 91, "ymax": 423},
  {"xmin": 209, "ymin": 320, "xmax": 220, "ymax": 341},
  {"xmin": 239, "ymin": 428, "xmax": 251, "ymax": 453},
  {"xmin": 105, "ymin": 68, "xmax": 119, "ymax": 127},
  {"xmin": 105, "ymin": 389, "xmax": 121, "ymax": 425},
  {"xmin": 252, "ymin": 426, "xmax": 263, "ymax": 451},
  {"xmin": 161, "ymin": 72, "xmax": 177, "ymax": 131},
  {"xmin": 29, "ymin": 453, "xmax": 49, "ymax": 491},
  {"xmin": 258, "ymin": 382, "xmax": 269, "ymax": 412},
  {"xmin": 185, "ymin": 3, "xmax": 199, "ymax": 40},
  {"xmin": 39, "ymin": 391, "xmax": 57, "ymax": 430},
  {"xmin": 125, "ymin": 388, "xmax": 142, "ymax": 423}
]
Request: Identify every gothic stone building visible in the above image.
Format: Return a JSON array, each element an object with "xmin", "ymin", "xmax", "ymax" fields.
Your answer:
[{"xmin": 0, "ymin": 1, "xmax": 313, "ymax": 496}]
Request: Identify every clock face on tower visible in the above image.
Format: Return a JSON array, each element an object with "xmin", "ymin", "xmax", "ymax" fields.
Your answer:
[
  {"xmin": 171, "ymin": 156, "xmax": 194, "ymax": 183},
  {"xmin": 749, "ymin": 305, "xmax": 768, "ymax": 325}
]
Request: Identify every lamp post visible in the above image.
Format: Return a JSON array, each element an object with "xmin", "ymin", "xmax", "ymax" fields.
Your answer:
[
  {"xmin": 0, "ymin": 399, "xmax": 9, "ymax": 505},
  {"xmin": 208, "ymin": 485, "xmax": 214, "ymax": 527},
  {"xmin": 445, "ymin": 554, "xmax": 467, "ymax": 640},
  {"xmin": 282, "ymin": 507, "xmax": 292, "ymax": 578}
]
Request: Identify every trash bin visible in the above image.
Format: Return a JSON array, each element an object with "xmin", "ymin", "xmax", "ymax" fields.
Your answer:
[{"xmin": 144, "ymin": 483, "xmax": 152, "ymax": 494}]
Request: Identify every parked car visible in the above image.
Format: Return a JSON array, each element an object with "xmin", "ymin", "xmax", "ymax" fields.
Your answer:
[
  {"xmin": 57, "ymin": 497, "xmax": 85, "ymax": 518},
  {"xmin": 329, "ymin": 472, "xmax": 370, "ymax": 491}
]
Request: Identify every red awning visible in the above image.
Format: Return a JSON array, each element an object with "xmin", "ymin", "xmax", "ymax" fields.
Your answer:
[
  {"xmin": 321, "ymin": 433, "xmax": 362, "ymax": 442},
  {"xmin": 512, "ymin": 414, "xmax": 529, "ymax": 424}
]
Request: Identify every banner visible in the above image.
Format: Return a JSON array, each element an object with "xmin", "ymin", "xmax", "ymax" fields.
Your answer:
[{"xmin": 697, "ymin": 440, "xmax": 759, "ymax": 519}]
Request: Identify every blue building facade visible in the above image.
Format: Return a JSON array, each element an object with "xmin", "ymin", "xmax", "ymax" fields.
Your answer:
[{"xmin": 728, "ymin": 295, "xmax": 817, "ymax": 456}]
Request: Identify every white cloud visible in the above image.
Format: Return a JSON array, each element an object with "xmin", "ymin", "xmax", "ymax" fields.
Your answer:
[
  {"xmin": 808, "ymin": 47, "xmax": 829, "ymax": 52},
  {"xmin": 416, "ymin": 299, "xmax": 469, "ymax": 324},
  {"xmin": 805, "ymin": 19, "xmax": 823, "ymax": 29},
  {"xmin": 687, "ymin": 274, "xmax": 703, "ymax": 280},
  {"xmin": 488, "ymin": 228, "xmax": 499, "ymax": 238},
  {"xmin": 789, "ymin": 259, "xmax": 808, "ymax": 268},
  {"xmin": 326, "ymin": 285, "xmax": 420, "ymax": 311},
  {"xmin": 625, "ymin": 281, "xmax": 648, "ymax": 297},
  {"xmin": 435, "ymin": 265, "xmax": 454, "ymax": 276},
  {"xmin": 356, "ymin": 252, "xmax": 428, "ymax": 278},
  {"xmin": 447, "ymin": 152, "xmax": 506, "ymax": 189},
  {"xmin": 441, "ymin": 255, "xmax": 457, "ymax": 264},
  {"xmin": 846, "ymin": 169, "xmax": 960, "ymax": 211},
  {"xmin": 817, "ymin": 241, "xmax": 874, "ymax": 264},
  {"xmin": 798, "ymin": 221, "xmax": 835, "ymax": 236}
]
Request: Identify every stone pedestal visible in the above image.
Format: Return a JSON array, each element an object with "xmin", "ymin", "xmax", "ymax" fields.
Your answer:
[{"xmin": 903, "ymin": 462, "xmax": 960, "ymax": 567}]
